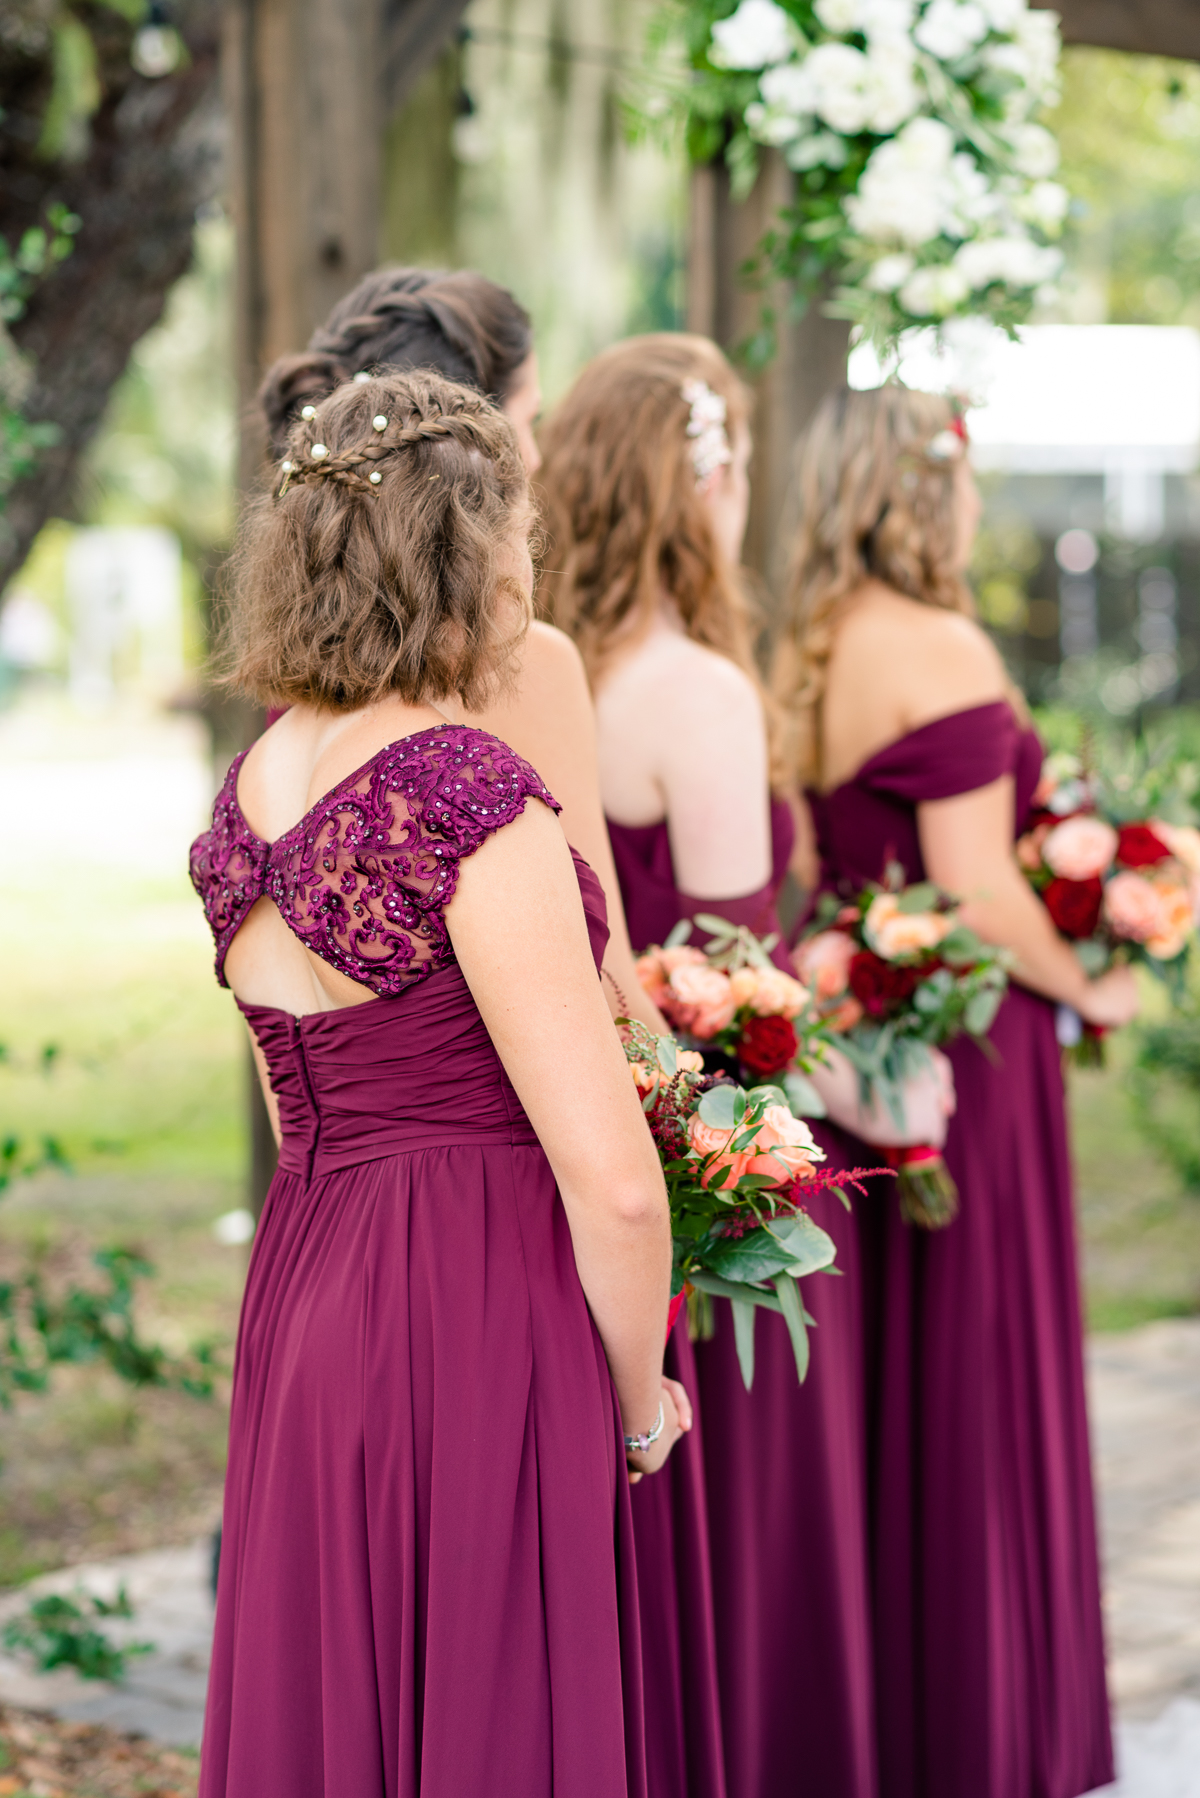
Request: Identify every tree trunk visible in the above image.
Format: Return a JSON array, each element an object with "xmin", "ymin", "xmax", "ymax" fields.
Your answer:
[
  {"xmin": 1, "ymin": 0, "xmax": 223, "ymax": 590},
  {"xmin": 1038, "ymin": 0, "xmax": 1200, "ymax": 60},
  {"xmin": 688, "ymin": 152, "xmax": 850, "ymax": 596}
]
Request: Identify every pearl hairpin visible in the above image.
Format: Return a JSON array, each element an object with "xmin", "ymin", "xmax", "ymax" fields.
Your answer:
[
  {"xmin": 353, "ymin": 371, "xmax": 371, "ymax": 383},
  {"xmin": 300, "ymin": 405, "xmax": 316, "ymax": 421},
  {"xmin": 369, "ymin": 471, "xmax": 382, "ymax": 484},
  {"xmin": 280, "ymin": 460, "xmax": 294, "ymax": 474},
  {"xmin": 373, "ymin": 415, "xmax": 388, "ymax": 432},
  {"xmin": 310, "ymin": 443, "xmax": 328, "ymax": 460}
]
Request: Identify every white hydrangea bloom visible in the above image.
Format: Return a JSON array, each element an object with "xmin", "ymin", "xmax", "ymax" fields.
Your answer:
[
  {"xmin": 710, "ymin": 0, "xmax": 795, "ymax": 70},
  {"xmin": 899, "ymin": 264, "xmax": 971, "ymax": 315},
  {"xmin": 792, "ymin": 40, "xmax": 920, "ymax": 136},
  {"xmin": 788, "ymin": 131, "xmax": 850, "ymax": 169},
  {"xmin": 1015, "ymin": 178, "xmax": 1070, "ymax": 231},
  {"xmin": 861, "ymin": 0, "xmax": 917, "ymax": 45},
  {"xmin": 759, "ymin": 60, "xmax": 817, "ymax": 116},
  {"xmin": 914, "ymin": 0, "xmax": 990, "ymax": 61},
  {"xmin": 814, "ymin": 0, "xmax": 865, "ymax": 32},
  {"xmin": 976, "ymin": 0, "xmax": 1025, "ymax": 27},
  {"xmin": 865, "ymin": 252, "xmax": 916, "ymax": 290},
  {"xmin": 953, "ymin": 234, "xmax": 1061, "ymax": 288},
  {"xmin": 1006, "ymin": 120, "xmax": 1059, "ymax": 177},
  {"xmin": 845, "ymin": 116, "xmax": 957, "ymax": 245}
]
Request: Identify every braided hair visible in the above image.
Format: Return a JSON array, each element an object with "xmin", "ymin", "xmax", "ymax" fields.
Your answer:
[
  {"xmin": 259, "ymin": 268, "xmax": 533, "ymax": 458},
  {"xmin": 221, "ymin": 369, "xmax": 532, "ymax": 712}
]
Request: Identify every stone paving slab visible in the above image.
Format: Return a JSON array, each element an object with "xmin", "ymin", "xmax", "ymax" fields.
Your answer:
[{"xmin": 0, "ymin": 1543, "xmax": 212, "ymax": 1747}]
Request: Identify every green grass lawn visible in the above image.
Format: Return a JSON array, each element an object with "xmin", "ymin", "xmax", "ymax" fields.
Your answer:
[
  {"xmin": 0, "ymin": 855, "xmax": 248, "ymax": 1588},
  {"xmin": 2, "ymin": 841, "xmax": 1199, "ymax": 1587}
]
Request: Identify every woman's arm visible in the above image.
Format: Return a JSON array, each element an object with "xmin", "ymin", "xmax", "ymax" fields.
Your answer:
[
  {"xmin": 920, "ymin": 778, "xmax": 1139, "ymax": 1027},
  {"xmin": 472, "ymin": 623, "xmax": 667, "ymax": 1032},
  {"xmin": 657, "ymin": 649, "xmax": 773, "ymax": 899},
  {"xmin": 447, "ymin": 799, "xmax": 683, "ymax": 1475}
]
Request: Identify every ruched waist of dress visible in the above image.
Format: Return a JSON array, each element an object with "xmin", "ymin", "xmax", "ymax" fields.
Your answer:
[{"xmin": 237, "ymin": 965, "xmax": 540, "ymax": 1182}]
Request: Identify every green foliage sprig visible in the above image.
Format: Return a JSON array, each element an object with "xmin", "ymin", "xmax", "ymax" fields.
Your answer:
[
  {"xmin": 0, "ymin": 1224, "xmax": 221, "ymax": 1408},
  {"xmin": 3, "ymin": 1586, "xmax": 153, "ymax": 1682}
]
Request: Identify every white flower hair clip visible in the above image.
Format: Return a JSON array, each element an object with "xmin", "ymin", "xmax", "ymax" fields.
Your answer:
[{"xmin": 681, "ymin": 378, "xmax": 732, "ymax": 487}]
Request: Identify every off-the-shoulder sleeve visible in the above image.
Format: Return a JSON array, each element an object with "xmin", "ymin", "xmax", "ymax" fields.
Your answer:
[{"xmin": 863, "ymin": 701, "xmax": 1020, "ymax": 804}]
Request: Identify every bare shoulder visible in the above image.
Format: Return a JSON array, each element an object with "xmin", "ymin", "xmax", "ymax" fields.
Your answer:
[
  {"xmin": 610, "ymin": 628, "xmax": 760, "ymax": 716},
  {"xmin": 836, "ymin": 586, "xmax": 1006, "ymax": 717},
  {"xmin": 521, "ymin": 619, "xmax": 589, "ymax": 689}
]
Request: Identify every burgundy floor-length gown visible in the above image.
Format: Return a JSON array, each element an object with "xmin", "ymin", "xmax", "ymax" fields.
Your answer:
[
  {"xmin": 608, "ymin": 800, "xmax": 878, "ymax": 1798},
  {"xmin": 190, "ymin": 726, "xmax": 647, "ymax": 1798},
  {"xmin": 806, "ymin": 700, "xmax": 1114, "ymax": 1798}
]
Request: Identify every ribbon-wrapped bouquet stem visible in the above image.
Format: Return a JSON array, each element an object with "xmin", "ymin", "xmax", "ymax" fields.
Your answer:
[{"xmin": 795, "ymin": 871, "xmax": 1009, "ymax": 1228}]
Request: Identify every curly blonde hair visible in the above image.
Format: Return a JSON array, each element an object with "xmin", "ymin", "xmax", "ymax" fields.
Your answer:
[
  {"xmin": 536, "ymin": 333, "xmax": 758, "ymax": 688},
  {"xmin": 220, "ymin": 369, "xmax": 530, "ymax": 712},
  {"xmin": 774, "ymin": 383, "xmax": 976, "ymax": 787}
]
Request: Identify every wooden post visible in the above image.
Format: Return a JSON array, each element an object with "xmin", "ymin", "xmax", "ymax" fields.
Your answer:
[
  {"xmin": 223, "ymin": 0, "xmax": 386, "ymax": 484},
  {"xmin": 688, "ymin": 152, "xmax": 850, "ymax": 592}
]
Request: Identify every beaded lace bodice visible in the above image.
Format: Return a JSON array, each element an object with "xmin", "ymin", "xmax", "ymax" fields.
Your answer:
[{"xmin": 189, "ymin": 725, "xmax": 558, "ymax": 995}]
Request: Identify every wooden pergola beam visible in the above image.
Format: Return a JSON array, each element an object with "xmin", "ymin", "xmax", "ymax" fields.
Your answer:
[{"xmin": 1035, "ymin": 0, "xmax": 1200, "ymax": 61}]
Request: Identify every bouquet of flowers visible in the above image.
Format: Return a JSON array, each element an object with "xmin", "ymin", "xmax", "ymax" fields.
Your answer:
[
  {"xmin": 647, "ymin": 0, "xmax": 1064, "ymax": 352},
  {"xmin": 795, "ymin": 871, "xmax": 1009, "ymax": 1227},
  {"xmin": 1018, "ymin": 748, "xmax": 1200, "ymax": 1060},
  {"xmin": 624, "ymin": 1021, "xmax": 883, "ymax": 1389},
  {"xmin": 636, "ymin": 913, "xmax": 823, "ymax": 1093}
]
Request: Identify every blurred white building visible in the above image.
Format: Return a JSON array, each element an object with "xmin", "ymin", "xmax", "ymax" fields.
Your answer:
[{"xmin": 851, "ymin": 324, "xmax": 1200, "ymax": 543}]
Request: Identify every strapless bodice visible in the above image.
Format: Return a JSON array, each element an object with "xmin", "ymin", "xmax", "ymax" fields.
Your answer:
[{"xmin": 607, "ymin": 794, "xmax": 795, "ymax": 969}]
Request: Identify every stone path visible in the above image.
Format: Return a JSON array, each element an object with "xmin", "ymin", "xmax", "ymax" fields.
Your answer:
[
  {"xmin": 0, "ymin": 1322, "xmax": 1196, "ymax": 1784},
  {"xmin": 0, "ymin": 1544, "xmax": 212, "ymax": 1748}
]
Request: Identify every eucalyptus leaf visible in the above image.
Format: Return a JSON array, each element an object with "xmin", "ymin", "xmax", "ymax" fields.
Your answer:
[
  {"xmin": 686, "ymin": 1270, "xmax": 783, "ymax": 1313},
  {"xmin": 692, "ymin": 913, "xmax": 739, "ymax": 941},
  {"xmin": 772, "ymin": 1213, "xmax": 837, "ymax": 1277},
  {"xmin": 698, "ymin": 1083, "xmax": 737, "ymax": 1129},
  {"xmin": 964, "ymin": 989, "xmax": 1002, "ymax": 1036},
  {"xmin": 895, "ymin": 883, "xmax": 939, "ymax": 915},
  {"xmin": 772, "ymin": 1274, "xmax": 810, "ymax": 1383},
  {"xmin": 731, "ymin": 1299, "xmax": 757, "ymax": 1390},
  {"xmin": 747, "ymin": 1084, "xmax": 788, "ymax": 1109},
  {"xmin": 664, "ymin": 919, "xmax": 693, "ymax": 950},
  {"xmin": 656, "ymin": 1036, "xmax": 678, "ymax": 1077},
  {"xmin": 784, "ymin": 1070, "xmax": 827, "ymax": 1118},
  {"xmin": 939, "ymin": 927, "xmax": 984, "ymax": 966}
]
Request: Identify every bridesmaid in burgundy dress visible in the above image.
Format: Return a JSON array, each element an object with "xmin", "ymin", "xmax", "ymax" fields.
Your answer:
[
  {"xmin": 189, "ymin": 368, "xmax": 690, "ymax": 1797},
  {"xmin": 778, "ymin": 384, "xmax": 1138, "ymax": 1798},
  {"xmin": 539, "ymin": 336, "xmax": 876, "ymax": 1798}
]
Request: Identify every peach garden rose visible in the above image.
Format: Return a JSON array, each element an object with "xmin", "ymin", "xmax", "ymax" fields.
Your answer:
[
  {"xmin": 667, "ymin": 963, "xmax": 737, "ymax": 1036},
  {"xmin": 689, "ymin": 1105, "xmax": 823, "ymax": 1190},
  {"xmin": 1041, "ymin": 815, "xmax": 1118, "ymax": 883},
  {"xmin": 793, "ymin": 928, "xmax": 856, "ymax": 999},
  {"xmin": 863, "ymin": 893, "xmax": 953, "ymax": 961}
]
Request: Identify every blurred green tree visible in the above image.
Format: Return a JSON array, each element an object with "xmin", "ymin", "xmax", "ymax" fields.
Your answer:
[{"xmin": 1053, "ymin": 47, "xmax": 1200, "ymax": 326}]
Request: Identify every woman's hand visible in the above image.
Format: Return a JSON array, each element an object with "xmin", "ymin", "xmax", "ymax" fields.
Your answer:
[
  {"xmin": 809, "ymin": 1043, "xmax": 956, "ymax": 1148},
  {"xmin": 626, "ymin": 1376, "xmax": 692, "ymax": 1483},
  {"xmin": 1076, "ymin": 965, "xmax": 1140, "ymax": 1030}
]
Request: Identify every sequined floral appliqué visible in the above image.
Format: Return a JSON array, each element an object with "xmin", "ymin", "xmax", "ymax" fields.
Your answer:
[{"xmin": 189, "ymin": 727, "xmax": 558, "ymax": 995}]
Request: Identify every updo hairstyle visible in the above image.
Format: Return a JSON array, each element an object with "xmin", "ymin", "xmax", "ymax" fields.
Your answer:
[
  {"xmin": 222, "ymin": 369, "xmax": 531, "ymax": 712},
  {"xmin": 537, "ymin": 333, "xmax": 756, "ymax": 687},
  {"xmin": 259, "ymin": 268, "xmax": 534, "ymax": 457},
  {"xmin": 775, "ymin": 383, "xmax": 975, "ymax": 785}
]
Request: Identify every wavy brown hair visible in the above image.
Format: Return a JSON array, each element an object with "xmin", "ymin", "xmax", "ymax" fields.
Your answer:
[
  {"xmin": 258, "ymin": 267, "xmax": 533, "ymax": 458},
  {"xmin": 537, "ymin": 334, "xmax": 757, "ymax": 687},
  {"xmin": 775, "ymin": 383, "xmax": 978, "ymax": 786},
  {"xmin": 220, "ymin": 369, "xmax": 531, "ymax": 712}
]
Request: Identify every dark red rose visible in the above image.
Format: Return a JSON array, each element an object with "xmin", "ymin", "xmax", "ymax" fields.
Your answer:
[
  {"xmin": 848, "ymin": 950, "xmax": 924, "ymax": 1019},
  {"xmin": 1116, "ymin": 823, "xmax": 1172, "ymax": 869},
  {"xmin": 1042, "ymin": 875, "xmax": 1103, "ymax": 939},
  {"xmin": 737, "ymin": 1014, "xmax": 799, "ymax": 1077}
]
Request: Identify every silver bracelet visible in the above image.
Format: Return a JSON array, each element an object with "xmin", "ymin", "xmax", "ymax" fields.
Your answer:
[{"xmin": 624, "ymin": 1401, "xmax": 665, "ymax": 1456}]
